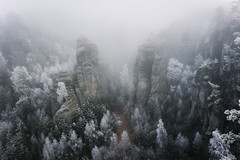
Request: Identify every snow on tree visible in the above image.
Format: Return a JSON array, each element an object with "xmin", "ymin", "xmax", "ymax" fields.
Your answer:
[
  {"xmin": 10, "ymin": 64, "xmax": 50, "ymax": 108},
  {"xmin": 167, "ymin": 58, "xmax": 183, "ymax": 90},
  {"xmin": 192, "ymin": 132, "xmax": 203, "ymax": 150},
  {"xmin": 156, "ymin": 119, "xmax": 167, "ymax": 148},
  {"xmin": 68, "ymin": 130, "xmax": 83, "ymax": 157},
  {"xmin": 54, "ymin": 134, "xmax": 67, "ymax": 159},
  {"xmin": 221, "ymin": 131, "xmax": 240, "ymax": 145},
  {"xmin": 10, "ymin": 66, "xmax": 33, "ymax": 105},
  {"xmin": 43, "ymin": 131, "xmax": 83, "ymax": 160},
  {"xmin": 224, "ymin": 109, "xmax": 240, "ymax": 124},
  {"xmin": 209, "ymin": 129, "xmax": 236, "ymax": 160},
  {"xmin": 100, "ymin": 110, "xmax": 112, "ymax": 131},
  {"xmin": 222, "ymin": 36, "xmax": 240, "ymax": 73},
  {"xmin": 11, "ymin": 66, "xmax": 32, "ymax": 95},
  {"xmin": 56, "ymin": 82, "xmax": 68, "ymax": 104},
  {"xmin": 199, "ymin": 58, "xmax": 219, "ymax": 69},
  {"xmin": 40, "ymin": 71, "xmax": 53, "ymax": 88},
  {"xmin": 180, "ymin": 65, "xmax": 193, "ymax": 84},
  {"xmin": 92, "ymin": 146, "xmax": 102, "ymax": 160},
  {"xmin": 31, "ymin": 64, "xmax": 43, "ymax": 81},
  {"xmin": 69, "ymin": 130, "xmax": 78, "ymax": 144},
  {"xmin": 100, "ymin": 110, "xmax": 115, "ymax": 143},
  {"xmin": 42, "ymin": 137, "xmax": 55, "ymax": 160},
  {"xmin": 32, "ymin": 87, "xmax": 49, "ymax": 107},
  {"xmin": 233, "ymin": 32, "xmax": 240, "ymax": 38},
  {"xmin": 234, "ymin": 36, "xmax": 240, "ymax": 45},
  {"xmin": 56, "ymin": 133, "xmax": 68, "ymax": 158},
  {"xmin": 46, "ymin": 52, "xmax": 76, "ymax": 75},
  {"xmin": 194, "ymin": 54, "xmax": 204, "ymax": 69},
  {"xmin": 84, "ymin": 120, "xmax": 102, "ymax": 139},
  {"xmin": 119, "ymin": 131, "xmax": 130, "ymax": 146},
  {"xmin": 110, "ymin": 133, "xmax": 118, "ymax": 148},
  {"xmin": 131, "ymin": 107, "xmax": 150, "ymax": 138},
  {"xmin": 220, "ymin": 100, "xmax": 240, "ymax": 145},
  {"xmin": 31, "ymin": 64, "xmax": 52, "ymax": 89},
  {"xmin": 174, "ymin": 133, "xmax": 189, "ymax": 151},
  {"xmin": 91, "ymin": 133, "xmax": 118, "ymax": 160},
  {"xmin": 84, "ymin": 120, "xmax": 103, "ymax": 148}
]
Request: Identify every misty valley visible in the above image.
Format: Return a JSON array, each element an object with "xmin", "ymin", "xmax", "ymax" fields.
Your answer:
[{"xmin": 0, "ymin": 0, "xmax": 240, "ymax": 160}]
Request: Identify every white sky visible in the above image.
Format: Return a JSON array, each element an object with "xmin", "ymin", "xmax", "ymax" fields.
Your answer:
[{"xmin": 0, "ymin": 0, "xmax": 231, "ymax": 69}]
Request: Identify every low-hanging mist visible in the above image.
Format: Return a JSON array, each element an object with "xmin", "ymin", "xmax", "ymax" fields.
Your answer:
[{"xmin": 0, "ymin": 0, "xmax": 229, "ymax": 71}]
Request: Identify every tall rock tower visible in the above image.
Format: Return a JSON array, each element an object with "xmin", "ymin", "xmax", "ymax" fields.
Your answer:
[
  {"xmin": 74, "ymin": 38, "xmax": 100, "ymax": 99},
  {"xmin": 74, "ymin": 38, "xmax": 117, "ymax": 104}
]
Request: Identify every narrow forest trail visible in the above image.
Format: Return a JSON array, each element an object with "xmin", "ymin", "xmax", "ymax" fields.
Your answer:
[{"xmin": 114, "ymin": 107, "xmax": 133, "ymax": 144}]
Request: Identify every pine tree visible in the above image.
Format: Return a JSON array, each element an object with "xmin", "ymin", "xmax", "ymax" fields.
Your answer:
[
  {"xmin": 156, "ymin": 119, "xmax": 167, "ymax": 148},
  {"xmin": 192, "ymin": 132, "xmax": 203, "ymax": 150},
  {"xmin": 209, "ymin": 130, "xmax": 236, "ymax": 160}
]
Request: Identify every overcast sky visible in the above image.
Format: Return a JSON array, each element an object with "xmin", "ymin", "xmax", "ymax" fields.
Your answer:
[{"xmin": 0, "ymin": 0, "xmax": 230, "ymax": 69}]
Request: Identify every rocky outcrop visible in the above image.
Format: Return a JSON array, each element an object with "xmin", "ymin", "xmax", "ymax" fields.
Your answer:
[
  {"xmin": 49, "ymin": 38, "xmax": 118, "ymax": 122},
  {"xmin": 74, "ymin": 38, "xmax": 99, "ymax": 99},
  {"xmin": 132, "ymin": 40, "xmax": 225, "ymax": 136},
  {"xmin": 74, "ymin": 38, "xmax": 117, "ymax": 104},
  {"xmin": 132, "ymin": 41, "xmax": 170, "ymax": 120},
  {"xmin": 50, "ymin": 71, "xmax": 79, "ymax": 122},
  {"xmin": 147, "ymin": 50, "xmax": 169, "ymax": 112},
  {"xmin": 194, "ymin": 60, "xmax": 223, "ymax": 134},
  {"xmin": 133, "ymin": 42, "xmax": 156, "ymax": 108}
]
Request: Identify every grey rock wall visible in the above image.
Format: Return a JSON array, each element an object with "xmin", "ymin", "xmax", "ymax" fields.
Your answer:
[
  {"xmin": 133, "ymin": 42, "xmax": 156, "ymax": 108},
  {"xmin": 50, "ymin": 38, "xmax": 118, "ymax": 122},
  {"xmin": 50, "ymin": 71, "xmax": 79, "ymax": 122}
]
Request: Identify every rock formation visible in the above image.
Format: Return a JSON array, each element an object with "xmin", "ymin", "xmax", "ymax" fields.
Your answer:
[
  {"xmin": 50, "ymin": 71, "xmax": 79, "ymax": 122},
  {"xmin": 131, "ymin": 39, "xmax": 226, "ymax": 136},
  {"xmin": 50, "ymin": 38, "xmax": 118, "ymax": 122},
  {"xmin": 74, "ymin": 38, "xmax": 118, "ymax": 104},
  {"xmin": 132, "ymin": 41, "xmax": 170, "ymax": 120},
  {"xmin": 133, "ymin": 42, "xmax": 156, "ymax": 109},
  {"xmin": 49, "ymin": 32, "xmax": 235, "ymax": 138},
  {"xmin": 74, "ymin": 38, "xmax": 99, "ymax": 100}
]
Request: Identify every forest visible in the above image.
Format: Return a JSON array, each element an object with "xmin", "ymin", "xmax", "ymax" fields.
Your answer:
[{"xmin": 0, "ymin": 0, "xmax": 240, "ymax": 159}]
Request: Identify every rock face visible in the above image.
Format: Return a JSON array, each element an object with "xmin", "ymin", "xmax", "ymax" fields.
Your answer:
[
  {"xmin": 74, "ymin": 38, "xmax": 99, "ymax": 99},
  {"xmin": 133, "ymin": 42, "xmax": 156, "ymax": 108},
  {"xmin": 50, "ymin": 71, "xmax": 79, "ymax": 122},
  {"xmin": 194, "ymin": 60, "xmax": 223, "ymax": 134},
  {"xmin": 50, "ymin": 38, "xmax": 117, "ymax": 122},
  {"xmin": 74, "ymin": 38, "xmax": 117, "ymax": 103},
  {"xmin": 147, "ymin": 49, "xmax": 169, "ymax": 112},
  {"xmin": 133, "ymin": 41, "xmax": 170, "ymax": 117},
  {"xmin": 132, "ymin": 39, "xmax": 226, "ymax": 136}
]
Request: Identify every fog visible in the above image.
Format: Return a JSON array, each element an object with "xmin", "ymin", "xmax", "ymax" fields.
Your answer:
[
  {"xmin": 1, "ymin": 1, "xmax": 240, "ymax": 159},
  {"xmin": 0, "ymin": 0, "xmax": 229, "ymax": 70}
]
